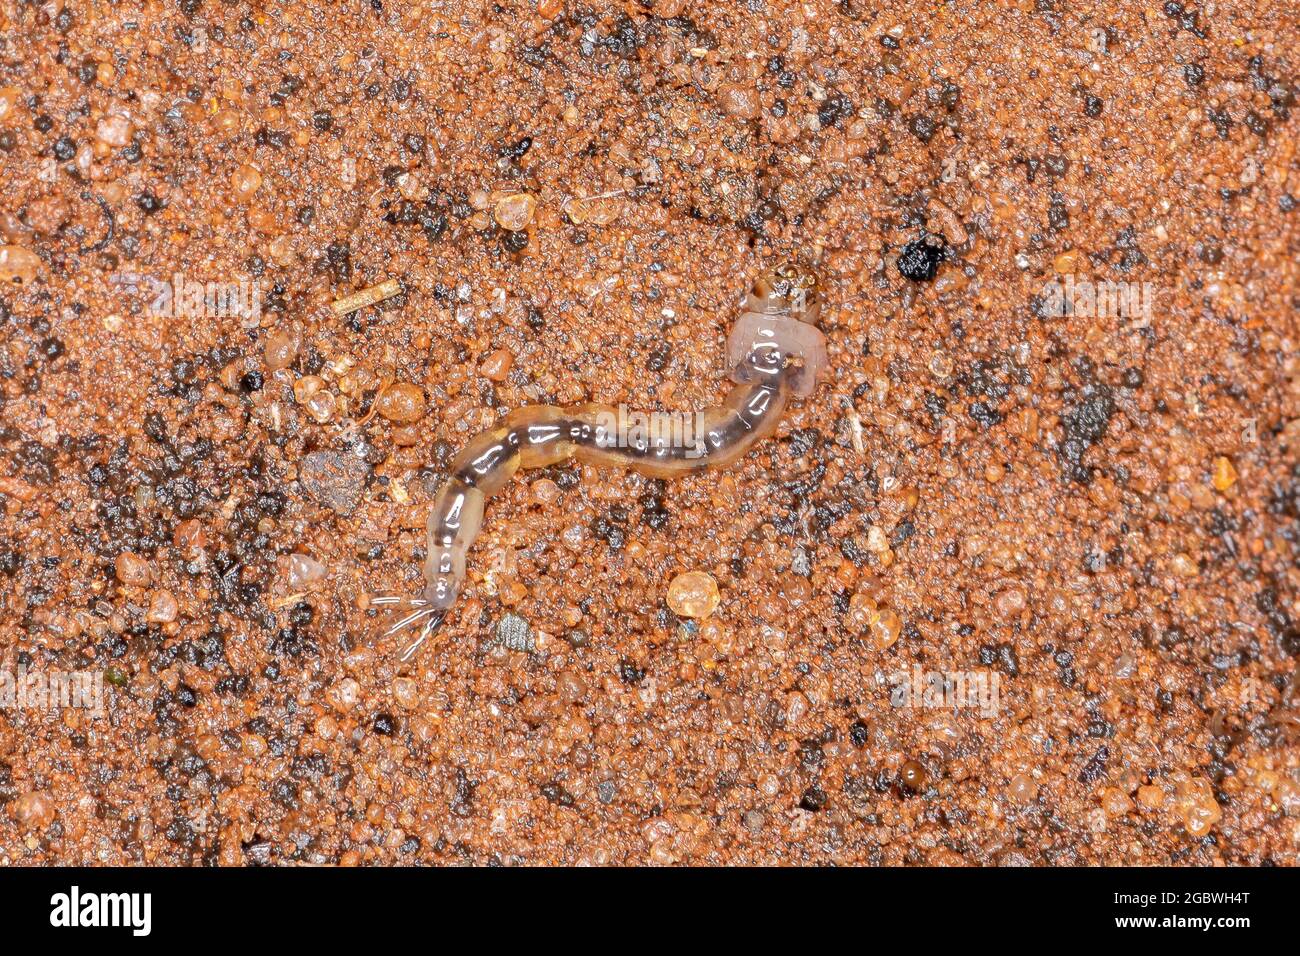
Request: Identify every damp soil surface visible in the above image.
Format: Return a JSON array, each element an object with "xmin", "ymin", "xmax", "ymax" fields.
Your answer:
[{"xmin": 0, "ymin": 1, "xmax": 1298, "ymax": 865}]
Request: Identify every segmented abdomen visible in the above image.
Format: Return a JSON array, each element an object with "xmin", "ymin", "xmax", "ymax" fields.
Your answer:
[{"xmin": 422, "ymin": 380, "xmax": 789, "ymax": 610}]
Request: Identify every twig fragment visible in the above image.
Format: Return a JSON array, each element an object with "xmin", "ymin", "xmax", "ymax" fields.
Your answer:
[{"xmin": 331, "ymin": 277, "xmax": 402, "ymax": 317}]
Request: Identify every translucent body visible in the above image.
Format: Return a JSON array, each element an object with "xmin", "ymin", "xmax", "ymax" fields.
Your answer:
[
  {"xmin": 422, "ymin": 384, "xmax": 789, "ymax": 611},
  {"xmin": 727, "ymin": 312, "xmax": 828, "ymax": 397},
  {"xmin": 389, "ymin": 263, "xmax": 829, "ymax": 661}
]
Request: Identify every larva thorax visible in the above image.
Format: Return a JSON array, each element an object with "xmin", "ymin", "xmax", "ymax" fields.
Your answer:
[{"xmin": 728, "ymin": 261, "xmax": 827, "ymax": 398}]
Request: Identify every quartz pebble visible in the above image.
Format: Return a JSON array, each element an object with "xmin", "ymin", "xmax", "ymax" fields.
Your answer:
[
  {"xmin": 479, "ymin": 348, "xmax": 514, "ymax": 382},
  {"xmin": 263, "ymin": 329, "xmax": 301, "ymax": 370},
  {"xmin": 1170, "ymin": 553, "xmax": 1198, "ymax": 578},
  {"xmin": 785, "ymin": 691, "xmax": 809, "ymax": 726},
  {"xmin": 11, "ymin": 791, "xmax": 55, "ymax": 831},
  {"xmin": 529, "ymin": 478, "xmax": 560, "ymax": 506},
  {"xmin": 173, "ymin": 519, "xmax": 205, "ymax": 553},
  {"xmin": 0, "ymin": 244, "xmax": 40, "ymax": 285},
  {"xmin": 95, "ymin": 114, "xmax": 132, "ymax": 147},
  {"xmin": 870, "ymin": 609, "xmax": 902, "ymax": 649},
  {"xmin": 304, "ymin": 390, "xmax": 337, "ymax": 423},
  {"xmin": 900, "ymin": 760, "xmax": 927, "ymax": 791},
  {"xmin": 1174, "ymin": 777, "xmax": 1222, "ymax": 836},
  {"xmin": 392, "ymin": 677, "xmax": 419, "ymax": 709},
  {"xmin": 0, "ymin": 86, "xmax": 21, "ymax": 123},
  {"xmin": 994, "ymin": 587, "xmax": 1026, "ymax": 618},
  {"xmin": 115, "ymin": 551, "xmax": 152, "ymax": 586},
  {"xmin": 26, "ymin": 196, "xmax": 69, "ymax": 233},
  {"xmin": 391, "ymin": 424, "xmax": 421, "ymax": 446},
  {"xmin": 718, "ymin": 83, "xmax": 760, "ymax": 119},
  {"xmin": 866, "ymin": 525, "xmax": 889, "ymax": 552},
  {"xmin": 335, "ymin": 678, "xmax": 360, "ymax": 711},
  {"xmin": 147, "ymin": 589, "xmax": 178, "ymax": 623},
  {"xmin": 376, "ymin": 383, "xmax": 426, "ymax": 423},
  {"xmin": 284, "ymin": 554, "xmax": 322, "ymax": 590},
  {"xmin": 926, "ymin": 198, "xmax": 968, "ymax": 246},
  {"xmin": 291, "ymin": 374, "xmax": 320, "ymax": 402},
  {"xmin": 667, "ymin": 571, "xmax": 720, "ymax": 619},
  {"xmin": 287, "ymin": 552, "xmax": 326, "ymax": 589},
  {"xmin": 1137, "ymin": 785, "xmax": 1166, "ymax": 811},
  {"xmin": 494, "ymin": 193, "xmax": 536, "ymax": 231},
  {"xmin": 557, "ymin": 671, "xmax": 586, "ymax": 703},
  {"xmin": 232, "ymin": 163, "xmax": 263, "ymax": 199},
  {"xmin": 1007, "ymin": 773, "xmax": 1038, "ymax": 804},
  {"xmin": 1211, "ymin": 455, "xmax": 1238, "ymax": 491}
]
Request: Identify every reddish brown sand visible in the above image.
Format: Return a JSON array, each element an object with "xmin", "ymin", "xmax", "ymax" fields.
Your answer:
[{"xmin": 0, "ymin": 1, "xmax": 1297, "ymax": 865}]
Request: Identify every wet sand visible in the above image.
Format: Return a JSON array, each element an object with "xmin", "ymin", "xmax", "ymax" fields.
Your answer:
[{"xmin": 0, "ymin": 1, "xmax": 1297, "ymax": 864}]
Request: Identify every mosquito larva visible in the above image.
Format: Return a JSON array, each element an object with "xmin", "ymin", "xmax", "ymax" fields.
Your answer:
[{"xmin": 375, "ymin": 262, "xmax": 830, "ymax": 661}]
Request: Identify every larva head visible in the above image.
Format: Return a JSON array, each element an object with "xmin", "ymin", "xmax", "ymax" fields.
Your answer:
[
  {"xmin": 747, "ymin": 262, "xmax": 821, "ymax": 327},
  {"xmin": 729, "ymin": 261, "xmax": 829, "ymax": 398}
]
